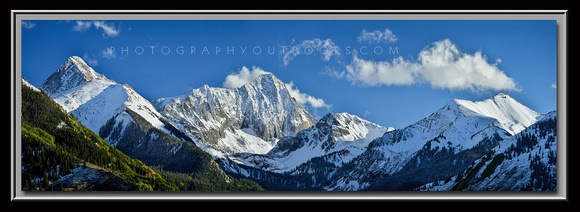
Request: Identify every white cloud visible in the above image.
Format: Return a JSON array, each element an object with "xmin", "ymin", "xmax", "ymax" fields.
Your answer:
[
  {"xmin": 223, "ymin": 66, "xmax": 330, "ymax": 109},
  {"xmin": 345, "ymin": 54, "xmax": 420, "ymax": 86},
  {"xmin": 358, "ymin": 29, "xmax": 398, "ymax": 44},
  {"xmin": 82, "ymin": 53, "xmax": 98, "ymax": 66},
  {"xmin": 285, "ymin": 81, "xmax": 331, "ymax": 109},
  {"xmin": 551, "ymin": 83, "xmax": 557, "ymax": 89},
  {"xmin": 417, "ymin": 39, "xmax": 518, "ymax": 92},
  {"xmin": 363, "ymin": 110, "xmax": 371, "ymax": 118},
  {"xmin": 334, "ymin": 39, "xmax": 519, "ymax": 92},
  {"xmin": 282, "ymin": 38, "xmax": 340, "ymax": 66},
  {"xmin": 72, "ymin": 20, "xmax": 120, "ymax": 38},
  {"xmin": 100, "ymin": 46, "xmax": 117, "ymax": 59},
  {"xmin": 222, "ymin": 66, "xmax": 272, "ymax": 89},
  {"xmin": 93, "ymin": 21, "xmax": 120, "ymax": 38},
  {"xmin": 73, "ymin": 21, "xmax": 92, "ymax": 32},
  {"xmin": 21, "ymin": 21, "xmax": 35, "ymax": 29}
]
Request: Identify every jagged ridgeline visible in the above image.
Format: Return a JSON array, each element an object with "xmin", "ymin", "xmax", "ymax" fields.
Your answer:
[
  {"xmin": 26, "ymin": 56, "xmax": 557, "ymax": 192},
  {"xmin": 21, "ymin": 79, "xmax": 263, "ymax": 191}
]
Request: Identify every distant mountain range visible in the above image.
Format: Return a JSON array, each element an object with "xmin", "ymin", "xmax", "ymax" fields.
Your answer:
[
  {"xmin": 328, "ymin": 92, "xmax": 541, "ymax": 191},
  {"xmin": 24, "ymin": 56, "xmax": 557, "ymax": 191}
]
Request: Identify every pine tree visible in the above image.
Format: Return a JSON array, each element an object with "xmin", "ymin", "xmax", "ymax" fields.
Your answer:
[
  {"xmin": 43, "ymin": 172, "xmax": 49, "ymax": 188},
  {"xmin": 25, "ymin": 180, "xmax": 31, "ymax": 191},
  {"xmin": 31, "ymin": 179, "xmax": 36, "ymax": 191}
]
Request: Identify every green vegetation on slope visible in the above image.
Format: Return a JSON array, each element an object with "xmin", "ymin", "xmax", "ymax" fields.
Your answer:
[
  {"xmin": 21, "ymin": 83, "xmax": 177, "ymax": 191},
  {"xmin": 21, "ymin": 80, "xmax": 263, "ymax": 191}
]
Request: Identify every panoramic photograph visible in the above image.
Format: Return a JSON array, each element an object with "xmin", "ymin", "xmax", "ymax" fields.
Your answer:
[{"xmin": 17, "ymin": 16, "xmax": 559, "ymax": 195}]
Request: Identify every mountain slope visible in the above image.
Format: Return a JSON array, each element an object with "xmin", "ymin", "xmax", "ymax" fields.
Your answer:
[
  {"xmin": 70, "ymin": 83, "xmax": 170, "ymax": 143},
  {"xmin": 154, "ymin": 73, "xmax": 317, "ymax": 156},
  {"xmin": 35, "ymin": 56, "xmax": 262, "ymax": 191},
  {"xmin": 237, "ymin": 112, "xmax": 390, "ymax": 172},
  {"xmin": 417, "ymin": 111, "xmax": 557, "ymax": 191},
  {"xmin": 453, "ymin": 92, "xmax": 539, "ymax": 135},
  {"xmin": 39, "ymin": 56, "xmax": 169, "ymax": 138},
  {"xmin": 21, "ymin": 78, "xmax": 177, "ymax": 191},
  {"xmin": 30, "ymin": 56, "xmax": 553, "ymax": 192},
  {"xmin": 327, "ymin": 93, "xmax": 541, "ymax": 191},
  {"xmin": 218, "ymin": 112, "xmax": 391, "ymax": 190}
]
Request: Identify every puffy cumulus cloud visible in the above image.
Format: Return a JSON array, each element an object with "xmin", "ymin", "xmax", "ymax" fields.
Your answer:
[
  {"xmin": 417, "ymin": 39, "xmax": 517, "ymax": 91},
  {"xmin": 72, "ymin": 20, "xmax": 120, "ymax": 38},
  {"xmin": 344, "ymin": 54, "xmax": 420, "ymax": 86},
  {"xmin": 358, "ymin": 29, "xmax": 398, "ymax": 44},
  {"xmin": 223, "ymin": 66, "xmax": 330, "ymax": 109},
  {"xmin": 282, "ymin": 38, "xmax": 340, "ymax": 66},
  {"xmin": 285, "ymin": 81, "xmax": 331, "ymax": 109},
  {"xmin": 222, "ymin": 66, "xmax": 272, "ymax": 89},
  {"xmin": 335, "ymin": 39, "xmax": 519, "ymax": 92}
]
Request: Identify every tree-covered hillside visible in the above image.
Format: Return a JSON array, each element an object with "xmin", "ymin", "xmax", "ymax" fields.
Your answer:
[
  {"xmin": 21, "ymin": 80, "xmax": 263, "ymax": 191},
  {"xmin": 21, "ymin": 80, "xmax": 178, "ymax": 191}
]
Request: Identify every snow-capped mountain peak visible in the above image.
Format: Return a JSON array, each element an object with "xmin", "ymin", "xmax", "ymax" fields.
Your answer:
[
  {"xmin": 327, "ymin": 93, "xmax": 542, "ymax": 191},
  {"xmin": 65, "ymin": 56, "xmax": 102, "ymax": 80},
  {"xmin": 39, "ymin": 56, "xmax": 112, "ymax": 95},
  {"xmin": 233, "ymin": 112, "xmax": 390, "ymax": 173},
  {"xmin": 156, "ymin": 72, "xmax": 317, "ymax": 156},
  {"xmin": 315, "ymin": 112, "xmax": 390, "ymax": 144},
  {"xmin": 453, "ymin": 93, "xmax": 540, "ymax": 135},
  {"xmin": 249, "ymin": 73, "xmax": 284, "ymax": 88},
  {"xmin": 228, "ymin": 112, "xmax": 393, "ymax": 176},
  {"xmin": 395, "ymin": 93, "xmax": 540, "ymax": 152},
  {"xmin": 38, "ymin": 57, "xmax": 116, "ymax": 112},
  {"xmin": 417, "ymin": 110, "xmax": 557, "ymax": 191},
  {"xmin": 37, "ymin": 56, "xmax": 170, "ymax": 138},
  {"xmin": 32, "ymin": 56, "xmax": 554, "ymax": 192}
]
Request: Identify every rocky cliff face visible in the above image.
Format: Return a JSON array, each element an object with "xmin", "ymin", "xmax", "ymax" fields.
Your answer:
[{"xmin": 154, "ymin": 74, "xmax": 317, "ymax": 155}]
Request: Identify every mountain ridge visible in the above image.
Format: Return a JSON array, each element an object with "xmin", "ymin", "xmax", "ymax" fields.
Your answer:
[
  {"xmin": 21, "ymin": 78, "xmax": 178, "ymax": 191},
  {"xmin": 452, "ymin": 92, "xmax": 540, "ymax": 135},
  {"xmin": 33, "ymin": 56, "xmax": 263, "ymax": 191},
  {"xmin": 39, "ymin": 56, "xmax": 113, "ymax": 95},
  {"xmin": 226, "ymin": 112, "xmax": 390, "ymax": 174},
  {"xmin": 416, "ymin": 110, "xmax": 557, "ymax": 191},
  {"xmin": 28, "ymin": 56, "xmax": 554, "ymax": 192},
  {"xmin": 155, "ymin": 73, "xmax": 318, "ymax": 156},
  {"xmin": 326, "ymin": 92, "xmax": 541, "ymax": 191}
]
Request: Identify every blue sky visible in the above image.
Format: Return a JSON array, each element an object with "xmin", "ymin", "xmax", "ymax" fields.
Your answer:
[{"xmin": 21, "ymin": 19, "xmax": 557, "ymax": 128}]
